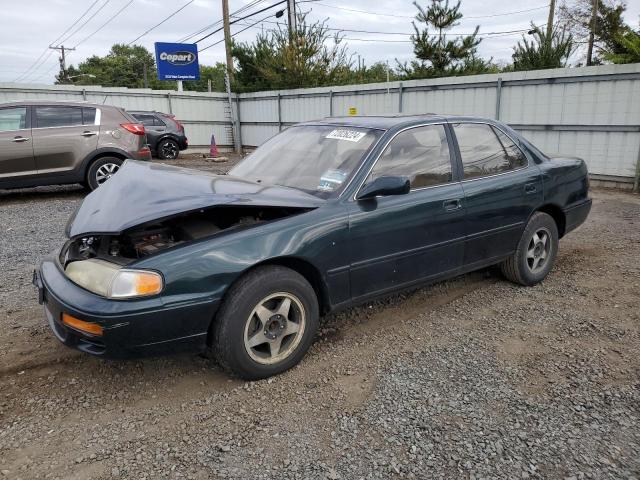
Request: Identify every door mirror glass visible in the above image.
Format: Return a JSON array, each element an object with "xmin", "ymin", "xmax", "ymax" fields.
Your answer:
[{"xmin": 357, "ymin": 176, "xmax": 410, "ymax": 200}]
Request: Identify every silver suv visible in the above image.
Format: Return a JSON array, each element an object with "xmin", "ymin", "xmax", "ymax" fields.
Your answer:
[{"xmin": 0, "ymin": 100, "xmax": 151, "ymax": 190}]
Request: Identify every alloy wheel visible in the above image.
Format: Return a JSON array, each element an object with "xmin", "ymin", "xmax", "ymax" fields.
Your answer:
[
  {"xmin": 526, "ymin": 227, "xmax": 551, "ymax": 273},
  {"xmin": 243, "ymin": 292, "xmax": 306, "ymax": 365},
  {"xmin": 95, "ymin": 162, "xmax": 120, "ymax": 185},
  {"xmin": 161, "ymin": 141, "xmax": 178, "ymax": 159}
]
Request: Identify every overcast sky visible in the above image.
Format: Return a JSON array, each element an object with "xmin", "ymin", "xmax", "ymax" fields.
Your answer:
[{"xmin": 1, "ymin": 0, "xmax": 639, "ymax": 85}]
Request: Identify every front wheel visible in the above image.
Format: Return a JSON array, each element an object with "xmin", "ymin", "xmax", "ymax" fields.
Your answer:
[
  {"xmin": 500, "ymin": 212, "xmax": 559, "ymax": 286},
  {"xmin": 211, "ymin": 266, "xmax": 319, "ymax": 380}
]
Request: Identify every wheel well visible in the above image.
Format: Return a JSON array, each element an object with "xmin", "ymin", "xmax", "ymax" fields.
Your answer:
[
  {"xmin": 537, "ymin": 204, "xmax": 566, "ymax": 238},
  {"xmin": 249, "ymin": 257, "xmax": 330, "ymax": 315}
]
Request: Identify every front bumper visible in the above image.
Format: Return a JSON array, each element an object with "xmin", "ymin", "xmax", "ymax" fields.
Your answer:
[{"xmin": 34, "ymin": 257, "xmax": 218, "ymax": 359}]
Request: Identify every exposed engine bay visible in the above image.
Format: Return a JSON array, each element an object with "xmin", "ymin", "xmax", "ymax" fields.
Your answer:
[{"xmin": 61, "ymin": 206, "xmax": 307, "ymax": 266}]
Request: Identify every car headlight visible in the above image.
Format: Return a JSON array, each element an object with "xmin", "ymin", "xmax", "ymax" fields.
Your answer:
[{"xmin": 65, "ymin": 259, "xmax": 163, "ymax": 299}]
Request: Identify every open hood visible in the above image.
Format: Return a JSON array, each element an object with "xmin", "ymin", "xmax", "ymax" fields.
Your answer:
[{"xmin": 68, "ymin": 160, "xmax": 324, "ymax": 237}]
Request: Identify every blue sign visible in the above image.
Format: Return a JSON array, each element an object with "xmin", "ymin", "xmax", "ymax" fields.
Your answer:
[{"xmin": 154, "ymin": 42, "xmax": 200, "ymax": 81}]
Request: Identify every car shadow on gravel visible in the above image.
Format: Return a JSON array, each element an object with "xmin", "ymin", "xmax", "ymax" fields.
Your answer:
[{"xmin": 0, "ymin": 184, "xmax": 86, "ymax": 202}]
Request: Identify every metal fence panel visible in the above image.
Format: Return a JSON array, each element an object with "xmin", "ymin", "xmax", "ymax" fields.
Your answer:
[{"xmin": 1, "ymin": 63, "xmax": 639, "ymax": 182}]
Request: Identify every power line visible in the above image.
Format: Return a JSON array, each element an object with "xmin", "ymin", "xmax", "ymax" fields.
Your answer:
[
  {"xmin": 194, "ymin": 0, "xmax": 287, "ymax": 43},
  {"xmin": 73, "ymin": 0, "xmax": 136, "ymax": 48},
  {"xmin": 307, "ymin": 2, "xmax": 549, "ymax": 20},
  {"xmin": 127, "ymin": 0, "xmax": 195, "ymax": 45},
  {"xmin": 13, "ymin": 0, "xmax": 101, "ymax": 81},
  {"xmin": 56, "ymin": 0, "xmax": 112, "ymax": 47},
  {"xmin": 200, "ymin": 12, "xmax": 276, "ymax": 51},
  {"xmin": 177, "ymin": 1, "xmax": 265, "ymax": 43}
]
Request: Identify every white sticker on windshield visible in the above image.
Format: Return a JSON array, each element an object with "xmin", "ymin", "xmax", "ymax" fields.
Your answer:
[{"xmin": 326, "ymin": 129, "xmax": 366, "ymax": 142}]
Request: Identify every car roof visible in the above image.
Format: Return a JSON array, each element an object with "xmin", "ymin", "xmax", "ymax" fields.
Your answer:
[
  {"xmin": 128, "ymin": 110, "xmax": 169, "ymax": 115},
  {"xmin": 0, "ymin": 100, "xmax": 112, "ymax": 109},
  {"xmin": 301, "ymin": 114, "xmax": 502, "ymax": 130}
]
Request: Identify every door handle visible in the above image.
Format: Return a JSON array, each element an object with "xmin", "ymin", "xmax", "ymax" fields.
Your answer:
[
  {"xmin": 11, "ymin": 136, "xmax": 30, "ymax": 143},
  {"xmin": 443, "ymin": 199, "xmax": 462, "ymax": 211},
  {"xmin": 81, "ymin": 131, "xmax": 98, "ymax": 137},
  {"xmin": 524, "ymin": 183, "xmax": 537, "ymax": 194}
]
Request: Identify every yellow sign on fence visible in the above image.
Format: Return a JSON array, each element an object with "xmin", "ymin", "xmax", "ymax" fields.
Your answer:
[{"xmin": 348, "ymin": 107, "xmax": 357, "ymax": 116}]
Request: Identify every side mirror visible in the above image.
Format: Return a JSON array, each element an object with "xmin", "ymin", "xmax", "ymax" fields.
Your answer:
[{"xmin": 356, "ymin": 176, "xmax": 410, "ymax": 200}]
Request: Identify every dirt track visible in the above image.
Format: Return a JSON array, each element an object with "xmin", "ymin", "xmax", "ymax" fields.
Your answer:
[{"xmin": 1, "ymin": 159, "xmax": 639, "ymax": 479}]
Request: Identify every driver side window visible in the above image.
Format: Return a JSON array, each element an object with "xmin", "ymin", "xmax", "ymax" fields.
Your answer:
[{"xmin": 366, "ymin": 124, "xmax": 452, "ymax": 190}]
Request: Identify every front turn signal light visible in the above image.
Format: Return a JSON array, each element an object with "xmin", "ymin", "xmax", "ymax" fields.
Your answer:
[
  {"xmin": 109, "ymin": 270, "xmax": 163, "ymax": 298},
  {"xmin": 62, "ymin": 313, "xmax": 103, "ymax": 336}
]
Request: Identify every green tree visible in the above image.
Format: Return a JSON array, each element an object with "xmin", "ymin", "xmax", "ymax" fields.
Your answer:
[
  {"xmin": 602, "ymin": 25, "xmax": 640, "ymax": 63},
  {"xmin": 399, "ymin": 0, "xmax": 481, "ymax": 78},
  {"xmin": 559, "ymin": 0, "xmax": 629, "ymax": 63},
  {"xmin": 511, "ymin": 24, "xmax": 574, "ymax": 70},
  {"xmin": 231, "ymin": 13, "xmax": 352, "ymax": 92},
  {"xmin": 184, "ymin": 63, "xmax": 227, "ymax": 92},
  {"xmin": 62, "ymin": 44, "xmax": 170, "ymax": 88}
]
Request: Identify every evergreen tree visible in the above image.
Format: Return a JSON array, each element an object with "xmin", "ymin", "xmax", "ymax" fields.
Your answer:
[
  {"xmin": 602, "ymin": 25, "xmax": 640, "ymax": 63},
  {"xmin": 511, "ymin": 24, "xmax": 574, "ymax": 71},
  {"xmin": 400, "ymin": 0, "xmax": 481, "ymax": 77}
]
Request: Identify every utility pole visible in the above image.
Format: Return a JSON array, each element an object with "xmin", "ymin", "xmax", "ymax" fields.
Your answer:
[
  {"xmin": 143, "ymin": 63, "xmax": 148, "ymax": 88},
  {"xmin": 49, "ymin": 45, "xmax": 75, "ymax": 82},
  {"xmin": 287, "ymin": 0, "xmax": 296, "ymax": 38},
  {"xmin": 546, "ymin": 0, "xmax": 556, "ymax": 41},
  {"xmin": 586, "ymin": 0, "xmax": 598, "ymax": 66},
  {"xmin": 222, "ymin": 0, "xmax": 234, "ymax": 78}
]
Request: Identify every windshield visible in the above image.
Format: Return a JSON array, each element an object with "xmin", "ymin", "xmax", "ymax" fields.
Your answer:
[{"xmin": 229, "ymin": 125, "xmax": 383, "ymax": 198}]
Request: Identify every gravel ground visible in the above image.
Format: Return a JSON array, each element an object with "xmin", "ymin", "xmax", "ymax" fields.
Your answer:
[{"xmin": 0, "ymin": 157, "xmax": 638, "ymax": 479}]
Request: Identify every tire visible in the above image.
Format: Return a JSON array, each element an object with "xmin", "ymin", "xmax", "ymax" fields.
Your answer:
[
  {"xmin": 500, "ymin": 212, "xmax": 559, "ymax": 286},
  {"xmin": 86, "ymin": 157, "xmax": 123, "ymax": 190},
  {"xmin": 211, "ymin": 266, "xmax": 320, "ymax": 380},
  {"xmin": 157, "ymin": 138, "xmax": 179, "ymax": 160}
]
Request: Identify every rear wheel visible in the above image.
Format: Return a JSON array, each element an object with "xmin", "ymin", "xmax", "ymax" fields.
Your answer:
[
  {"xmin": 157, "ymin": 138, "xmax": 179, "ymax": 160},
  {"xmin": 211, "ymin": 266, "xmax": 319, "ymax": 380},
  {"xmin": 86, "ymin": 157, "xmax": 123, "ymax": 190},
  {"xmin": 501, "ymin": 212, "xmax": 559, "ymax": 286}
]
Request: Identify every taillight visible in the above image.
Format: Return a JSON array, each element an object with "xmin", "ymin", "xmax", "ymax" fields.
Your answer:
[{"xmin": 121, "ymin": 123, "xmax": 145, "ymax": 135}]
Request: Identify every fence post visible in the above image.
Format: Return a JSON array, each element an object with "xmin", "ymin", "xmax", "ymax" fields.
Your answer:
[
  {"xmin": 398, "ymin": 82, "xmax": 403, "ymax": 113},
  {"xmin": 633, "ymin": 136, "xmax": 640, "ymax": 193},
  {"xmin": 235, "ymin": 94, "xmax": 243, "ymax": 151},
  {"xmin": 329, "ymin": 90, "xmax": 333, "ymax": 117},
  {"xmin": 167, "ymin": 92, "xmax": 173, "ymax": 114},
  {"xmin": 495, "ymin": 77, "xmax": 503, "ymax": 120},
  {"xmin": 277, "ymin": 93, "xmax": 282, "ymax": 132},
  {"xmin": 82, "ymin": 88, "xmax": 87, "ymax": 101}
]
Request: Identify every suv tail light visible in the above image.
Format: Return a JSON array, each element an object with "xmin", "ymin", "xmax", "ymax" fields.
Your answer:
[{"xmin": 121, "ymin": 123, "xmax": 145, "ymax": 135}]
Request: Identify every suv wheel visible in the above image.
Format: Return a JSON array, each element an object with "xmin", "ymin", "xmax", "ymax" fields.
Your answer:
[
  {"xmin": 157, "ymin": 138, "xmax": 179, "ymax": 160},
  {"xmin": 87, "ymin": 157, "xmax": 123, "ymax": 190}
]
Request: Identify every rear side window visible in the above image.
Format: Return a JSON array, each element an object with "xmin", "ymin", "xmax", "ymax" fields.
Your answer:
[
  {"xmin": 367, "ymin": 124, "xmax": 452, "ymax": 189},
  {"xmin": 0, "ymin": 107, "xmax": 28, "ymax": 131},
  {"xmin": 453, "ymin": 123, "xmax": 527, "ymax": 179},
  {"xmin": 133, "ymin": 114, "xmax": 156, "ymax": 126},
  {"xmin": 82, "ymin": 108, "xmax": 96, "ymax": 125},
  {"xmin": 36, "ymin": 106, "xmax": 84, "ymax": 128}
]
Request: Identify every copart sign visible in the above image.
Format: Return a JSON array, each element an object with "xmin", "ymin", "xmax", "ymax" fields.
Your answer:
[{"xmin": 155, "ymin": 42, "xmax": 200, "ymax": 81}]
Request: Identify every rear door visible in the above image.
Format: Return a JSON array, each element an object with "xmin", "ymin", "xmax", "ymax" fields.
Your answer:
[
  {"xmin": 0, "ymin": 106, "xmax": 36, "ymax": 178},
  {"xmin": 132, "ymin": 113, "xmax": 164, "ymax": 147},
  {"xmin": 31, "ymin": 105, "xmax": 99, "ymax": 175},
  {"xmin": 451, "ymin": 122, "xmax": 542, "ymax": 267},
  {"xmin": 347, "ymin": 124, "xmax": 465, "ymax": 299}
]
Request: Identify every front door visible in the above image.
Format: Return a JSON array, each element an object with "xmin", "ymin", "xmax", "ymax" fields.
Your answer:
[
  {"xmin": 31, "ymin": 105, "xmax": 99, "ymax": 175},
  {"xmin": 450, "ymin": 122, "xmax": 543, "ymax": 267},
  {"xmin": 348, "ymin": 124, "xmax": 466, "ymax": 300},
  {"xmin": 0, "ymin": 106, "xmax": 36, "ymax": 179}
]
